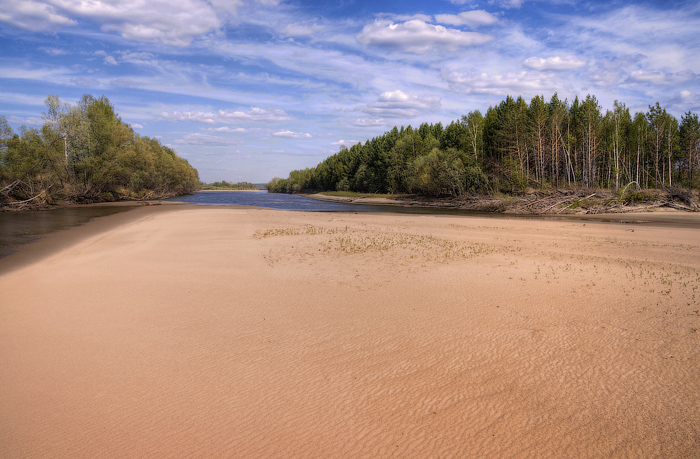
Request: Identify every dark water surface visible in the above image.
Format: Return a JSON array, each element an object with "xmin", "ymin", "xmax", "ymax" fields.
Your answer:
[
  {"xmin": 0, "ymin": 193, "xmax": 388, "ymax": 259},
  {"xmin": 0, "ymin": 206, "xmax": 134, "ymax": 259},
  {"xmin": 167, "ymin": 191, "xmax": 389, "ymax": 212}
]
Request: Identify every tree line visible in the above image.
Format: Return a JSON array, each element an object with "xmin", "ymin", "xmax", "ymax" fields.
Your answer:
[
  {"xmin": 267, "ymin": 94, "xmax": 700, "ymax": 197},
  {"xmin": 201, "ymin": 181, "xmax": 259, "ymax": 190},
  {"xmin": 1, "ymin": 95, "xmax": 200, "ymax": 207}
]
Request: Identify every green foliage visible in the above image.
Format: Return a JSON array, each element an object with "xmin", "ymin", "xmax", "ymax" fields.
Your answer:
[
  {"xmin": 201, "ymin": 181, "xmax": 259, "ymax": 190},
  {"xmin": 1, "ymin": 95, "xmax": 199, "ymax": 206},
  {"xmin": 619, "ymin": 188, "xmax": 655, "ymax": 203},
  {"xmin": 268, "ymin": 93, "xmax": 699, "ymax": 199}
]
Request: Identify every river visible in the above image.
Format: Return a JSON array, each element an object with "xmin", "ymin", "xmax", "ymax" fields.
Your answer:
[
  {"xmin": 0, "ymin": 192, "xmax": 389, "ymax": 258},
  {"xmin": 2, "ymin": 191, "xmax": 696, "ymax": 260}
]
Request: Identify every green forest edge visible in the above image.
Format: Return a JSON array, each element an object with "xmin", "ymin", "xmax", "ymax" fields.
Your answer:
[
  {"xmin": 267, "ymin": 94, "xmax": 700, "ymax": 214},
  {"xmin": 201, "ymin": 181, "xmax": 260, "ymax": 191},
  {"xmin": 1, "ymin": 95, "xmax": 201, "ymax": 210}
]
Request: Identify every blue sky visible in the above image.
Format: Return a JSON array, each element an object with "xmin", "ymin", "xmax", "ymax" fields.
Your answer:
[{"xmin": 1, "ymin": 0, "xmax": 699, "ymax": 183}]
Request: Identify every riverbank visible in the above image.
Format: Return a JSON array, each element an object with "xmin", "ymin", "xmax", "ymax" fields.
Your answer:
[
  {"xmin": 305, "ymin": 188, "xmax": 700, "ymax": 215},
  {"xmin": 1, "ymin": 206, "xmax": 699, "ymax": 457}
]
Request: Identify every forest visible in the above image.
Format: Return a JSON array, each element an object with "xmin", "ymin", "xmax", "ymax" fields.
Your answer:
[
  {"xmin": 0, "ymin": 95, "xmax": 200, "ymax": 209},
  {"xmin": 267, "ymin": 94, "xmax": 700, "ymax": 203},
  {"xmin": 201, "ymin": 181, "xmax": 260, "ymax": 191}
]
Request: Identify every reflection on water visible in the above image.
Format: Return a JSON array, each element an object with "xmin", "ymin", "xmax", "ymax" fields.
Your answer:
[
  {"xmin": 0, "ymin": 206, "xmax": 133, "ymax": 259},
  {"xmin": 169, "ymin": 192, "xmax": 700, "ymax": 225},
  {"xmin": 168, "ymin": 191, "xmax": 389, "ymax": 212}
]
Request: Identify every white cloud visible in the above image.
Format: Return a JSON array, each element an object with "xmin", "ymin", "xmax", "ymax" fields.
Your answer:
[
  {"xmin": 0, "ymin": 0, "xmax": 75, "ymax": 32},
  {"xmin": 103, "ymin": 55, "xmax": 118, "ymax": 66},
  {"xmin": 332, "ymin": 139, "xmax": 359, "ymax": 146},
  {"xmin": 88, "ymin": 0, "xmax": 221, "ymax": 46},
  {"xmin": 629, "ymin": 70, "xmax": 696, "ymax": 86},
  {"xmin": 442, "ymin": 69, "xmax": 560, "ymax": 96},
  {"xmin": 208, "ymin": 0, "xmax": 244, "ymax": 16},
  {"xmin": 110, "ymin": 78, "xmax": 135, "ymax": 87},
  {"xmin": 0, "ymin": 91, "xmax": 48, "ymax": 106},
  {"xmin": 0, "ymin": 64, "xmax": 74, "ymax": 85},
  {"xmin": 0, "ymin": 0, "xmax": 244, "ymax": 46},
  {"xmin": 491, "ymin": 0, "xmax": 525, "ymax": 8},
  {"xmin": 591, "ymin": 69, "xmax": 623, "ymax": 87},
  {"xmin": 281, "ymin": 22, "xmax": 324, "ymax": 37},
  {"xmin": 207, "ymin": 127, "xmax": 248, "ymax": 133},
  {"xmin": 118, "ymin": 51, "xmax": 157, "ymax": 64},
  {"xmin": 219, "ymin": 107, "xmax": 293, "ymax": 122},
  {"xmin": 162, "ymin": 107, "xmax": 293, "ymax": 124},
  {"xmin": 39, "ymin": 47, "xmax": 68, "ymax": 56},
  {"xmin": 434, "ymin": 10, "xmax": 498, "ymax": 27},
  {"xmin": 351, "ymin": 118, "xmax": 387, "ymax": 127},
  {"xmin": 567, "ymin": 5, "xmax": 700, "ymax": 72},
  {"xmin": 357, "ymin": 19, "xmax": 492, "ymax": 54},
  {"xmin": 359, "ymin": 90, "xmax": 441, "ymax": 118},
  {"xmin": 273, "ymin": 130, "xmax": 312, "ymax": 139},
  {"xmin": 176, "ymin": 133, "xmax": 239, "ymax": 145},
  {"xmin": 163, "ymin": 111, "xmax": 216, "ymax": 124},
  {"xmin": 449, "ymin": 0, "xmax": 523, "ymax": 7},
  {"xmin": 523, "ymin": 55, "xmax": 587, "ymax": 71},
  {"xmin": 131, "ymin": 123, "xmax": 143, "ymax": 129},
  {"xmin": 667, "ymin": 90, "xmax": 700, "ymax": 115}
]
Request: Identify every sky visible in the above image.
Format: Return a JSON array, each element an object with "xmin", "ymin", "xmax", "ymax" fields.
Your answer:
[{"xmin": 1, "ymin": 0, "xmax": 699, "ymax": 183}]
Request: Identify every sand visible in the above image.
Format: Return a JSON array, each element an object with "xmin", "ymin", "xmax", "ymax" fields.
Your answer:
[{"xmin": 1, "ymin": 205, "xmax": 699, "ymax": 458}]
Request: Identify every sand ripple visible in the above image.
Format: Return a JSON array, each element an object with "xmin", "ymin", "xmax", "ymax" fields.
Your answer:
[{"xmin": 1, "ymin": 207, "xmax": 699, "ymax": 457}]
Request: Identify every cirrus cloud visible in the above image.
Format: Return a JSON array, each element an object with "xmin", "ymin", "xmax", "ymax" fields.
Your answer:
[
  {"xmin": 39, "ymin": 47, "xmax": 68, "ymax": 56},
  {"xmin": 273, "ymin": 130, "xmax": 312, "ymax": 139},
  {"xmin": 207, "ymin": 126, "xmax": 248, "ymax": 133},
  {"xmin": 434, "ymin": 10, "xmax": 499, "ymax": 27},
  {"xmin": 162, "ymin": 107, "xmax": 293, "ymax": 124},
  {"xmin": 351, "ymin": 118, "xmax": 388, "ymax": 127},
  {"xmin": 176, "ymin": 133, "xmax": 239, "ymax": 146},
  {"xmin": 442, "ymin": 69, "xmax": 560, "ymax": 96},
  {"xmin": 629, "ymin": 69, "xmax": 696, "ymax": 85}
]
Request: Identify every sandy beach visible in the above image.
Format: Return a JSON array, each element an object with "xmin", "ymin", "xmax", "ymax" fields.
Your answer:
[{"xmin": 1, "ymin": 205, "xmax": 699, "ymax": 457}]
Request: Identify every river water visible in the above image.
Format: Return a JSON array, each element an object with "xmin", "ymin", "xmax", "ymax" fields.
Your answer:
[
  {"xmin": 0, "ymin": 205, "xmax": 135, "ymax": 259},
  {"xmin": 167, "ymin": 191, "xmax": 389, "ymax": 212},
  {"xmin": 0, "ymin": 192, "xmax": 389, "ymax": 259},
  {"xmin": 2, "ymin": 191, "xmax": 696, "ymax": 260}
]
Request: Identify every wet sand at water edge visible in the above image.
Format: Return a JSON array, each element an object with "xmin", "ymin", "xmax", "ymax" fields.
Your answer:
[{"xmin": 1, "ymin": 205, "xmax": 699, "ymax": 457}]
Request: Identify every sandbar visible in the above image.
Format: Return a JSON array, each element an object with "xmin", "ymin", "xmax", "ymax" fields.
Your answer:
[{"xmin": 1, "ymin": 205, "xmax": 699, "ymax": 457}]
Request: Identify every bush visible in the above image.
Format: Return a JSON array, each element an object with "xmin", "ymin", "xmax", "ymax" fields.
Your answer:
[{"xmin": 620, "ymin": 189, "xmax": 654, "ymax": 203}]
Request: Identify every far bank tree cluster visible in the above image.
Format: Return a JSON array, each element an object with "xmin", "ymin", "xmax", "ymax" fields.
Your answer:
[
  {"xmin": 201, "ymin": 181, "xmax": 259, "ymax": 190},
  {"xmin": 268, "ymin": 94, "xmax": 700, "ymax": 197},
  {"xmin": 1, "ymin": 95, "xmax": 200, "ymax": 207}
]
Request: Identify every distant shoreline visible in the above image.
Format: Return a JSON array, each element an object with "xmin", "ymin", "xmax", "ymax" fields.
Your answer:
[
  {"xmin": 198, "ymin": 189, "xmax": 266, "ymax": 192},
  {"xmin": 302, "ymin": 189, "xmax": 700, "ymax": 216}
]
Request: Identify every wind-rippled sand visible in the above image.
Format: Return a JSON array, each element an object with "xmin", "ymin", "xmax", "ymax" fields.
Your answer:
[{"xmin": 1, "ymin": 205, "xmax": 699, "ymax": 458}]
